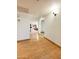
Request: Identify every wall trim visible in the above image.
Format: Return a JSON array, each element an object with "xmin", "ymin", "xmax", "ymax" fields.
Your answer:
[
  {"xmin": 17, "ymin": 39, "xmax": 30, "ymax": 42},
  {"xmin": 44, "ymin": 36, "xmax": 61, "ymax": 48},
  {"xmin": 40, "ymin": 33, "xmax": 61, "ymax": 47}
]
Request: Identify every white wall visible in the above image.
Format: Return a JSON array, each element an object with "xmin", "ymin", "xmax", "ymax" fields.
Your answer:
[
  {"xmin": 39, "ymin": 12, "xmax": 61, "ymax": 46},
  {"xmin": 17, "ymin": 12, "xmax": 38, "ymax": 40}
]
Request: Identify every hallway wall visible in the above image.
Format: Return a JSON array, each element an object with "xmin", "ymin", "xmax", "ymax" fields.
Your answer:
[
  {"xmin": 39, "ymin": 12, "xmax": 61, "ymax": 46},
  {"xmin": 17, "ymin": 12, "xmax": 38, "ymax": 40}
]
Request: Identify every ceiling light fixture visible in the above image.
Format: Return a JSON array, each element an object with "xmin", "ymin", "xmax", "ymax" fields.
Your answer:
[
  {"xmin": 53, "ymin": 12, "xmax": 56, "ymax": 16},
  {"xmin": 50, "ymin": 3, "xmax": 60, "ymax": 16}
]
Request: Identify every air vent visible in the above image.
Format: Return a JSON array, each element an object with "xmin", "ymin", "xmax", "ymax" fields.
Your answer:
[
  {"xmin": 17, "ymin": 6, "xmax": 29, "ymax": 13},
  {"xmin": 36, "ymin": 0, "xmax": 39, "ymax": 2}
]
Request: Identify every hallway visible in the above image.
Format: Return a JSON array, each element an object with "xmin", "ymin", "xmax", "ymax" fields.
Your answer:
[{"xmin": 17, "ymin": 35, "xmax": 61, "ymax": 59}]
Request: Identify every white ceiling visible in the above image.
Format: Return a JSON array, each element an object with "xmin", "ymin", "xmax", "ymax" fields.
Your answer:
[{"xmin": 17, "ymin": 0, "xmax": 60, "ymax": 17}]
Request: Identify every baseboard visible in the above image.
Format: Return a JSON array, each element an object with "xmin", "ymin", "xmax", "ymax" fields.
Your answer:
[
  {"xmin": 17, "ymin": 39, "xmax": 30, "ymax": 42},
  {"xmin": 40, "ymin": 33, "xmax": 61, "ymax": 48},
  {"xmin": 44, "ymin": 37, "xmax": 61, "ymax": 48}
]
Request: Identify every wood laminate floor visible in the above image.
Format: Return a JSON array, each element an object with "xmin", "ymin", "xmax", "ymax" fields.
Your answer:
[{"xmin": 17, "ymin": 36, "xmax": 61, "ymax": 59}]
